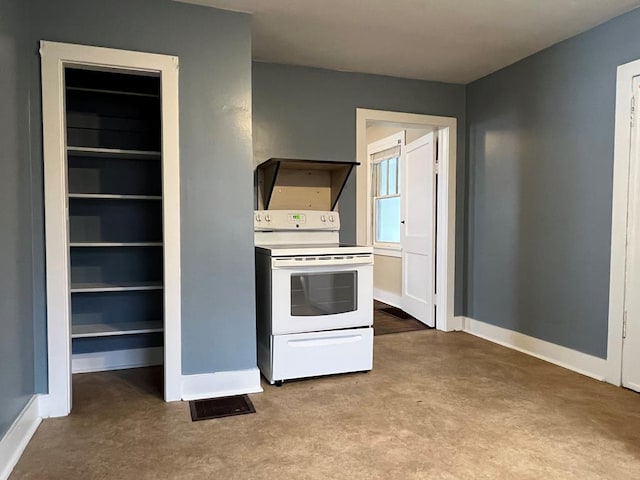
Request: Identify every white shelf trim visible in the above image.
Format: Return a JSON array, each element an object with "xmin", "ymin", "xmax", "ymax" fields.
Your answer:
[
  {"xmin": 70, "ymin": 281, "xmax": 163, "ymax": 293},
  {"xmin": 69, "ymin": 242, "xmax": 163, "ymax": 247},
  {"xmin": 66, "ymin": 86, "xmax": 159, "ymax": 98},
  {"xmin": 72, "ymin": 347, "xmax": 163, "ymax": 374},
  {"xmin": 67, "ymin": 146, "xmax": 161, "ymax": 159},
  {"xmin": 69, "ymin": 193, "xmax": 162, "ymax": 200},
  {"xmin": 71, "ymin": 320, "xmax": 163, "ymax": 338}
]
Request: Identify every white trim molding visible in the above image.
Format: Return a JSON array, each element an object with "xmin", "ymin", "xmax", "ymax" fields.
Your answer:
[
  {"xmin": 40, "ymin": 40, "xmax": 182, "ymax": 415},
  {"xmin": 373, "ymin": 288, "xmax": 402, "ymax": 309},
  {"xmin": 0, "ymin": 396, "xmax": 43, "ymax": 480},
  {"xmin": 607, "ymin": 58, "xmax": 640, "ymax": 386},
  {"xmin": 461, "ymin": 317, "xmax": 608, "ymax": 381},
  {"xmin": 356, "ymin": 108, "xmax": 458, "ymax": 332},
  {"xmin": 181, "ymin": 368, "xmax": 263, "ymax": 401},
  {"xmin": 72, "ymin": 347, "xmax": 164, "ymax": 374}
]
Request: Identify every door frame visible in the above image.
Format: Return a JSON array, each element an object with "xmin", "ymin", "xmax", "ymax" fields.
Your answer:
[
  {"xmin": 606, "ymin": 58, "xmax": 640, "ymax": 385},
  {"xmin": 356, "ymin": 108, "xmax": 458, "ymax": 331},
  {"xmin": 40, "ymin": 41, "xmax": 182, "ymax": 416}
]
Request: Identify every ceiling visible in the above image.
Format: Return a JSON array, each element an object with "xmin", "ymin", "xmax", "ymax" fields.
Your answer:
[{"xmin": 182, "ymin": 0, "xmax": 640, "ymax": 84}]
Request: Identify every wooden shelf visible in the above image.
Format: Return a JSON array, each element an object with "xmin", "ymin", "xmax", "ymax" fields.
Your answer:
[
  {"xmin": 70, "ymin": 281, "xmax": 163, "ymax": 293},
  {"xmin": 67, "ymin": 146, "xmax": 161, "ymax": 160},
  {"xmin": 256, "ymin": 158, "xmax": 358, "ymax": 211},
  {"xmin": 69, "ymin": 193, "xmax": 162, "ymax": 201},
  {"xmin": 70, "ymin": 242, "xmax": 162, "ymax": 247},
  {"xmin": 66, "ymin": 86, "xmax": 159, "ymax": 98},
  {"xmin": 71, "ymin": 320, "xmax": 163, "ymax": 338}
]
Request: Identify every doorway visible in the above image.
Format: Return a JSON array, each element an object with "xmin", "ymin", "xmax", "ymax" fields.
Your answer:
[
  {"xmin": 40, "ymin": 41, "xmax": 182, "ymax": 417},
  {"xmin": 607, "ymin": 59, "xmax": 640, "ymax": 390},
  {"xmin": 356, "ymin": 109, "xmax": 458, "ymax": 332}
]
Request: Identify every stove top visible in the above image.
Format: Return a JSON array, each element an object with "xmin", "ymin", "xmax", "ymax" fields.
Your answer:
[{"xmin": 255, "ymin": 243, "xmax": 373, "ymax": 257}]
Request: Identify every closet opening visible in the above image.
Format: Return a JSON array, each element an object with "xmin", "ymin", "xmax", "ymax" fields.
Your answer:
[
  {"xmin": 41, "ymin": 41, "xmax": 181, "ymax": 416},
  {"xmin": 66, "ymin": 67, "xmax": 165, "ymax": 400}
]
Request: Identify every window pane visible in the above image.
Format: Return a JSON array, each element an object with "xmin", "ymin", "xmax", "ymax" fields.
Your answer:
[
  {"xmin": 388, "ymin": 157, "xmax": 398, "ymax": 195},
  {"xmin": 379, "ymin": 159, "xmax": 388, "ymax": 196},
  {"xmin": 375, "ymin": 196, "xmax": 400, "ymax": 243}
]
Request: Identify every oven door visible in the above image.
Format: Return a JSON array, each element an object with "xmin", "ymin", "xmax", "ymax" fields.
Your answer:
[{"xmin": 270, "ymin": 258, "xmax": 373, "ymax": 335}]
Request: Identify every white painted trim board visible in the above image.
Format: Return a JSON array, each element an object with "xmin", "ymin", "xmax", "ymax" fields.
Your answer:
[
  {"xmin": 461, "ymin": 316, "xmax": 608, "ymax": 381},
  {"xmin": 0, "ymin": 396, "xmax": 43, "ymax": 480},
  {"xmin": 72, "ymin": 347, "xmax": 164, "ymax": 374},
  {"xmin": 373, "ymin": 288, "xmax": 402, "ymax": 309},
  {"xmin": 181, "ymin": 368, "xmax": 263, "ymax": 401}
]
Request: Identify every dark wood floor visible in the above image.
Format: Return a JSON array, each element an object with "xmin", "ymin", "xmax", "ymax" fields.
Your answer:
[{"xmin": 373, "ymin": 300, "xmax": 430, "ymax": 335}]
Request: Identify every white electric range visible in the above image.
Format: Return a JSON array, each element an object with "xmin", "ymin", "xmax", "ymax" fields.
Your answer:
[{"xmin": 254, "ymin": 209, "xmax": 374, "ymax": 385}]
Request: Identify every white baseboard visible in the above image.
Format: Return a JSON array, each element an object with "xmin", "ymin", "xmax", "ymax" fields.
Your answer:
[
  {"xmin": 72, "ymin": 347, "xmax": 163, "ymax": 374},
  {"xmin": 181, "ymin": 367, "xmax": 263, "ymax": 401},
  {"xmin": 374, "ymin": 288, "xmax": 402, "ymax": 308},
  {"xmin": 0, "ymin": 395, "xmax": 43, "ymax": 480},
  {"xmin": 461, "ymin": 316, "xmax": 608, "ymax": 381}
]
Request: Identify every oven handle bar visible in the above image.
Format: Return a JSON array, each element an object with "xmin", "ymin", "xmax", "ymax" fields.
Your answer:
[
  {"xmin": 287, "ymin": 334, "xmax": 363, "ymax": 347},
  {"xmin": 272, "ymin": 255, "xmax": 373, "ymax": 268}
]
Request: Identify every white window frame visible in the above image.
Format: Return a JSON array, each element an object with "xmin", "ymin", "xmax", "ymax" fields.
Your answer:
[{"xmin": 367, "ymin": 131, "xmax": 405, "ymax": 257}]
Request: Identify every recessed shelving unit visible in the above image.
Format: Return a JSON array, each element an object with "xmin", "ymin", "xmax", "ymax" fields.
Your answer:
[{"xmin": 64, "ymin": 67, "xmax": 165, "ymax": 352}]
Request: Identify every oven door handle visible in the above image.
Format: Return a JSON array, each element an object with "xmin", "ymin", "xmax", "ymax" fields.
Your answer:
[{"xmin": 287, "ymin": 334, "xmax": 363, "ymax": 347}]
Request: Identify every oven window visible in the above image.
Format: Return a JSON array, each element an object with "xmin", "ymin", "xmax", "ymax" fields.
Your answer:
[{"xmin": 291, "ymin": 271, "xmax": 357, "ymax": 316}]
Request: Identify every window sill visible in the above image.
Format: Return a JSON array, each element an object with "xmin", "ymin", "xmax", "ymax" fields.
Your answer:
[{"xmin": 374, "ymin": 246, "xmax": 402, "ymax": 258}]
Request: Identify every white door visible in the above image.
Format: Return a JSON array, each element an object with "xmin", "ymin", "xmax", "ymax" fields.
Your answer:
[
  {"xmin": 401, "ymin": 133, "xmax": 436, "ymax": 326},
  {"xmin": 622, "ymin": 77, "xmax": 640, "ymax": 391}
]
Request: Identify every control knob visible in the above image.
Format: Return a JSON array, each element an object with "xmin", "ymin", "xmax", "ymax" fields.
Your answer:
[{"xmin": 255, "ymin": 214, "xmax": 262, "ymax": 222}]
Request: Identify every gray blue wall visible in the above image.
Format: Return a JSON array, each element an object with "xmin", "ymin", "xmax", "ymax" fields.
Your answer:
[
  {"xmin": 466, "ymin": 8, "xmax": 640, "ymax": 358},
  {"xmin": 0, "ymin": 0, "xmax": 36, "ymax": 438},
  {"xmin": 28, "ymin": 0, "xmax": 256, "ymax": 379},
  {"xmin": 253, "ymin": 62, "xmax": 467, "ymax": 314}
]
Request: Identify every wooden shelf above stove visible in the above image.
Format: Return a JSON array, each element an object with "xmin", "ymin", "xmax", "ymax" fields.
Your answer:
[{"xmin": 256, "ymin": 158, "xmax": 359, "ymax": 211}]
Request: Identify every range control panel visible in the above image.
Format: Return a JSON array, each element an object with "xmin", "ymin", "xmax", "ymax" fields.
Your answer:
[{"xmin": 254, "ymin": 210, "xmax": 340, "ymax": 231}]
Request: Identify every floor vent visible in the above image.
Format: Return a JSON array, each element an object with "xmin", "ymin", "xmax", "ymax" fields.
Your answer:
[{"xmin": 189, "ymin": 394, "xmax": 256, "ymax": 421}]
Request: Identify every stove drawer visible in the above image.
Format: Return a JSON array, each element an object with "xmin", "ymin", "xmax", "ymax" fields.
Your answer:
[{"xmin": 271, "ymin": 327, "xmax": 373, "ymax": 383}]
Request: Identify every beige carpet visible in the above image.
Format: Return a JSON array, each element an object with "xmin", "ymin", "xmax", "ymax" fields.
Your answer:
[{"xmin": 11, "ymin": 330, "xmax": 640, "ymax": 479}]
